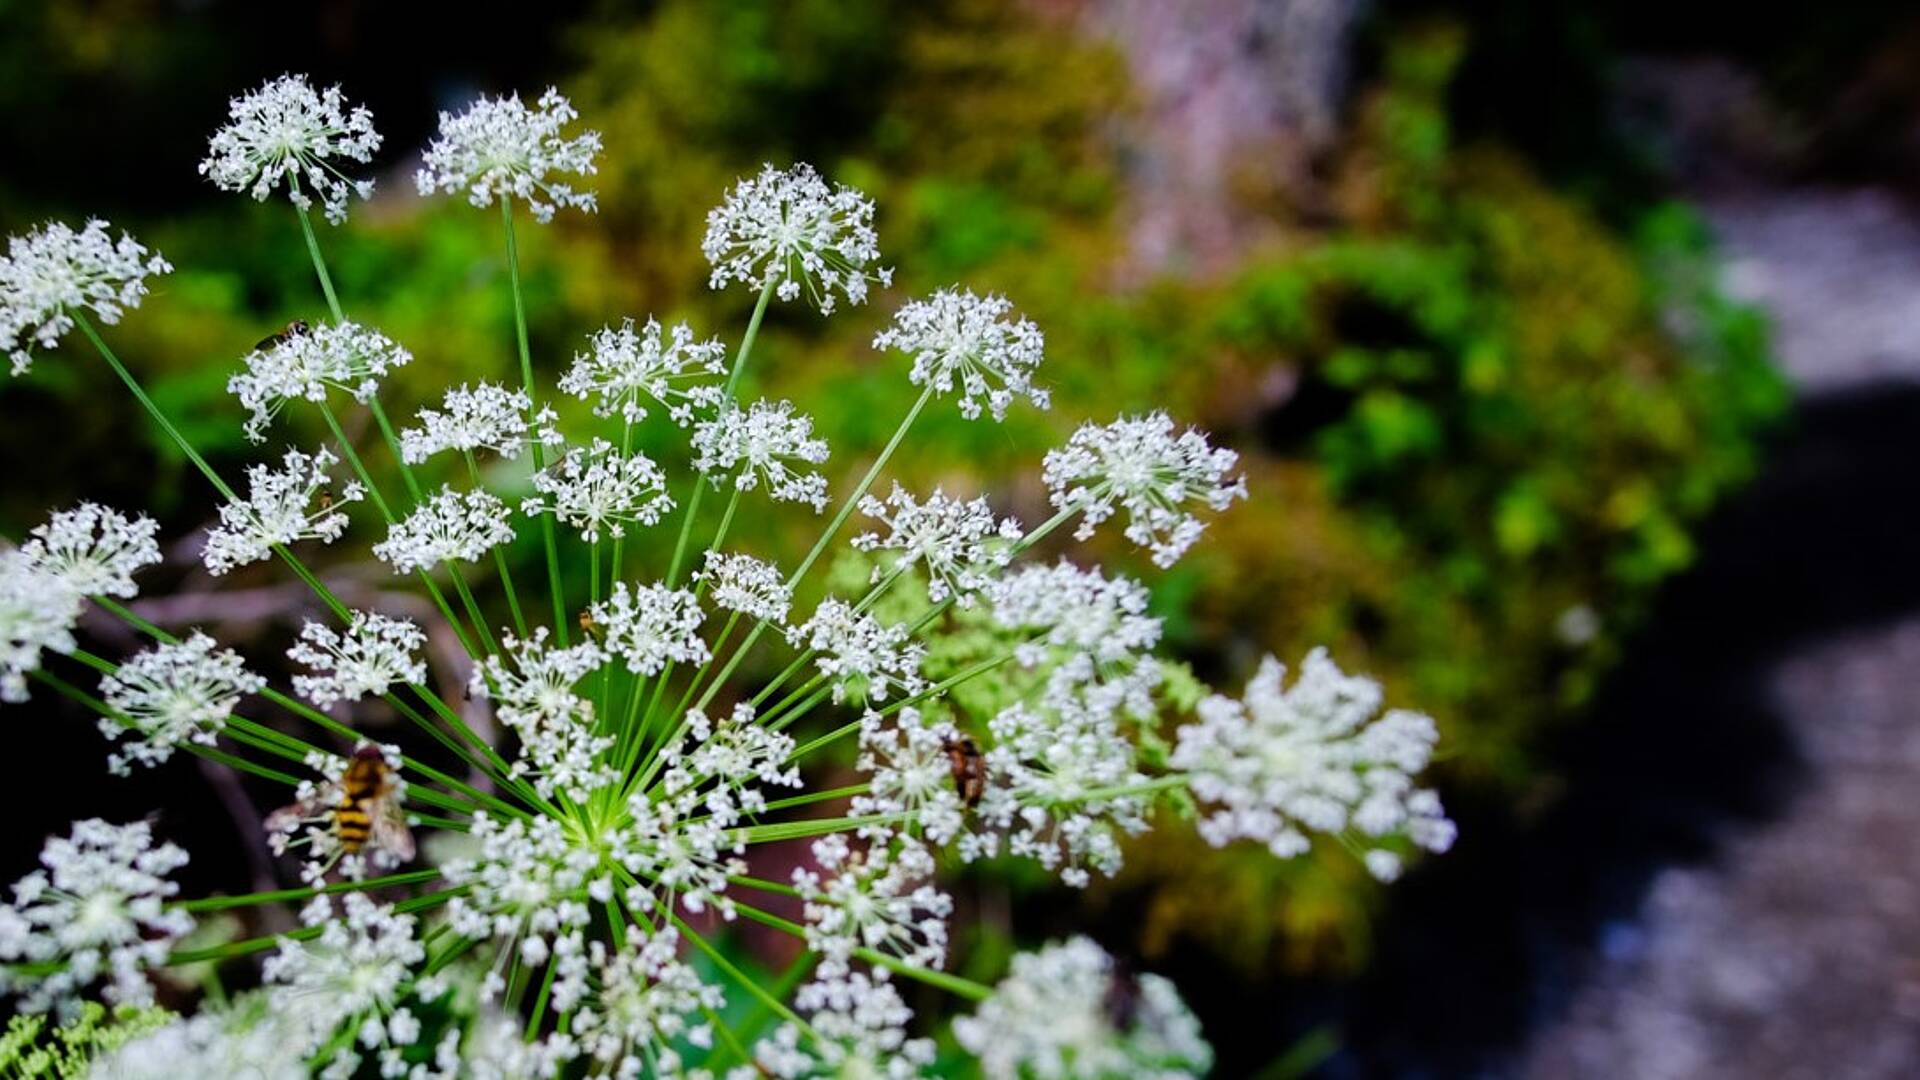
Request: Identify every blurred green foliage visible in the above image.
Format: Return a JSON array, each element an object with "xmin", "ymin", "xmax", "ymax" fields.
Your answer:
[{"xmin": 0, "ymin": 1, "xmax": 1783, "ymax": 980}]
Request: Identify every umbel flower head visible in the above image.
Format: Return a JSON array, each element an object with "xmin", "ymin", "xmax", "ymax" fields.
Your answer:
[
  {"xmin": 416, "ymin": 87, "xmax": 601, "ymax": 222},
  {"xmin": 287, "ymin": 610, "xmax": 428, "ymax": 708},
  {"xmin": 227, "ymin": 320, "xmax": 412, "ymax": 442},
  {"xmin": 399, "ymin": 381, "xmax": 559, "ymax": 465},
  {"xmin": 199, "ymin": 74, "xmax": 382, "ymax": 225},
  {"xmin": 560, "ymin": 317, "xmax": 728, "ymax": 425},
  {"xmin": 99, "ymin": 631, "xmax": 265, "ymax": 775},
  {"xmin": 875, "ymin": 288, "xmax": 1049, "ymax": 421},
  {"xmin": 692, "ymin": 398, "xmax": 831, "ymax": 510},
  {"xmin": 0, "ymin": 219, "xmax": 170, "ymax": 375},
  {"xmin": 1044, "ymin": 411, "xmax": 1249, "ymax": 567},
  {"xmin": 201, "ymin": 446, "xmax": 364, "ymax": 575},
  {"xmin": 854, "ymin": 484, "xmax": 1022, "ymax": 605},
  {"xmin": 0, "ymin": 551, "xmax": 83, "ymax": 704},
  {"xmin": 703, "ymin": 162, "xmax": 890, "ymax": 315},
  {"xmin": 1172, "ymin": 648, "xmax": 1458, "ymax": 881},
  {"xmin": 522, "ymin": 438, "xmax": 672, "ymax": 543},
  {"xmin": 374, "ymin": 485, "xmax": 515, "ymax": 573},
  {"xmin": 0, "ymin": 819, "xmax": 194, "ymax": 1014},
  {"xmin": 18, "ymin": 502, "xmax": 161, "ymax": 599}
]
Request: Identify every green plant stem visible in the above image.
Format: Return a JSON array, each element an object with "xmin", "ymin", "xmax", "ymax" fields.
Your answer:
[
  {"xmin": 178, "ymin": 869, "xmax": 441, "ymax": 913},
  {"xmin": 500, "ymin": 194, "xmax": 569, "ymax": 644},
  {"xmin": 727, "ymin": 897, "xmax": 992, "ymax": 1001},
  {"xmin": 296, "ymin": 201, "xmax": 345, "ymax": 323},
  {"xmin": 164, "ymin": 886, "xmax": 466, "ymax": 966}
]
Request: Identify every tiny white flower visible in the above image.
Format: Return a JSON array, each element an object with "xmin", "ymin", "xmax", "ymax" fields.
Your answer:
[
  {"xmin": 559, "ymin": 317, "xmax": 728, "ymax": 425},
  {"xmin": 373, "ymin": 485, "xmax": 515, "ymax": 574},
  {"xmin": 19, "ymin": 502, "xmax": 160, "ymax": 599},
  {"xmin": 0, "ymin": 551, "xmax": 83, "ymax": 704},
  {"xmin": 202, "ymin": 446, "xmax": 363, "ymax": 575},
  {"xmin": 522, "ymin": 438, "xmax": 672, "ymax": 543},
  {"xmin": 85, "ymin": 994, "xmax": 306, "ymax": 1078},
  {"xmin": 445, "ymin": 812, "xmax": 604, "ymax": 960},
  {"xmin": 788, "ymin": 599, "xmax": 924, "ymax": 705},
  {"xmin": 854, "ymin": 484, "xmax": 1022, "ymax": 604},
  {"xmin": 0, "ymin": 219, "xmax": 171, "ymax": 375},
  {"xmin": 199, "ymin": 74, "xmax": 381, "ymax": 225},
  {"xmin": 759, "ymin": 969, "xmax": 936, "ymax": 1076},
  {"xmin": 98, "ymin": 631, "xmax": 265, "ymax": 774},
  {"xmin": 262, "ymin": 893, "xmax": 427, "ymax": 1071},
  {"xmin": 415, "ymin": 88, "xmax": 601, "ymax": 222},
  {"xmin": 874, "ymin": 288, "xmax": 1048, "ymax": 420},
  {"xmin": 954, "ymin": 937, "xmax": 1212, "ymax": 1079},
  {"xmin": 692, "ymin": 399, "xmax": 831, "ymax": 511},
  {"xmin": 572, "ymin": 931, "xmax": 724, "ymax": 1074},
  {"xmin": 588, "ymin": 581, "xmax": 708, "ymax": 675},
  {"xmin": 1171, "ymin": 648, "xmax": 1457, "ymax": 878},
  {"xmin": 978, "ymin": 700, "xmax": 1146, "ymax": 887},
  {"xmin": 794, "ymin": 834, "xmax": 951, "ymax": 978},
  {"xmin": 287, "ymin": 611, "xmax": 428, "ymax": 708},
  {"xmin": 1043, "ymin": 412, "xmax": 1247, "ymax": 567},
  {"xmin": 226, "ymin": 321, "xmax": 411, "ymax": 443},
  {"xmin": 852, "ymin": 706, "xmax": 969, "ymax": 847},
  {"xmin": 703, "ymin": 162, "xmax": 890, "ymax": 315},
  {"xmin": 0, "ymin": 819, "xmax": 194, "ymax": 1014},
  {"xmin": 470, "ymin": 629, "xmax": 615, "ymax": 802},
  {"xmin": 398, "ymin": 381, "xmax": 559, "ymax": 465},
  {"xmin": 696, "ymin": 550, "xmax": 792, "ymax": 624}
]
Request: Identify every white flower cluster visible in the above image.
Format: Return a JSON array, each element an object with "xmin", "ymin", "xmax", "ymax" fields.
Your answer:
[
  {"xmin": 1044, "ymin": 412, "xmax": 1247, "ymax": 567},
  {"xmin": 875, "ymin": 288, "xmax": 1049, "ymax": 420},
  {"xmin": 227, "ymin": 321, "xmax": 412, "ymax": 442},
  {"xmin": 978, "ymin": 700, "xmax": 1148, "ymax": 887},
  {"xmin": 789, "ymin": 599, "xmax": 925, "ymax": 705},
  {"xmin": 0, "ymin": 219, "xmax": 170, "ymax": 375},
  {"xmin": 697, "ymin": 550, "xmax": 791, "ymax": 624},
  {"xmin": 794, "ymin": 834, "xmax": 951, "ymax": 978},
  {"xmin": 523, "ymin": 439, "xmax": 672, "ymax": 543},
  {"xmin": 560, "ymin": 317, "xmax": 727, "ymax": 425},
  {"xmin": 202, "ymin": 446, "xmax": 364, "ymax": 575},
  {"xmin": 99, "ymin": 631, "xmax": 265, "ymax": 774},
  {"xmin": 416, "ymin": 88, "xmax": 601, "ymax": 222},
  {"xmin": 756, "ymin": 969, "xmax": 935, "ymax": 1077},
  {"xmin": 854, "ymin": 484, "xmax": 1021, "ymax": 604},
  {"xmin": 589, "ymin": 581, "xmax": 709, "ymax": 675},
  {"xmin": 692, "ymin": 399, "xmax": 832, "ymax": 510},
  {"xmin": 470, "ymin": 629, "xmax": 616, "ymax": 802},
  {"xmin": 954, "ymin": 937, "xmax": 1212, "ymax": 1080},
  {"xmin": 199, "ymin": 75, "xmax": 381, "ymax": 225},
  {"xmin": 703, "ymin": 162, "xmax": 889, "ymax": 315},
  {"xmin": 990, "ymin": 560, "xmax": 1165, "ymax": 722},
  {"xmin": 445, "ymin": 811, "xmax": 604, "ymax": 968},
  {"xmin": 0, "ymin": 819, "xmax": 193, "ymax": 1013},
  {"xmin": 0, "ymin": 550, "xmax": 83, "ymax": 703},
  {"xmin": 287, "ymin": 610, "xmax": 427, "ymax": 708},
  {"xmin": 86, "ymin": 994, "xmax": 306, "ymax": 1079},
  {"xmin": 373, "ymin": 485, "xmax": 515, "ymax": 573},
  {"xmin": 18, "ymin": 502, "xmax": 161, "ymax": 599},
  {"xmin": 853, "ymin": 707, "xmax": 968, "ymax": 846},
  {"xmin": 400, "ymin": 381, "xmax": 559, "ymax": 465},
  {"xmin": 263, "ymin": 893, "xmax": 436, "ymax": 1079},
  {"xmin": 1172, "ymin": 648, "xmax": 1457, "ymax": 881},
  {"xmin": 572, "ymin": 931, "xmax": 722, "ymax": 1076}
]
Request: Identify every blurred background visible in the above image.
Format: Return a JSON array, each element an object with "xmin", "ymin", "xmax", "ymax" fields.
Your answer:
[{"xmin": 7, "ymin": 0, "xmax": 1920, "ymax": 1075}]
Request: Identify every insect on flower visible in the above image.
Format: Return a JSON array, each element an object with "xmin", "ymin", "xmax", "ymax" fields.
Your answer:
[
  {"xmin": 943, "ymin": 733, "xmax": 987, "ymax": 809},
  {"xmin": 266, "ymin": 744, "xmax": 415, "ymax": 873}
]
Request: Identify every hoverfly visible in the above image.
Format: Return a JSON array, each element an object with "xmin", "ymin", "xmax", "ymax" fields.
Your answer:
[
  {"xmin": 252, "ymin": 319, "xmax": 311, "ymax": 353},
  {"xmin": 942, "ymin": 734, "xmax": 986, "ymax": 809},
  {"xmin": 266, "ymin": 744, "xmax": 415, "ymax": 869},
  {"xmin": 578, "ymin": 608, "xmax": 602, "ymax": 641}
]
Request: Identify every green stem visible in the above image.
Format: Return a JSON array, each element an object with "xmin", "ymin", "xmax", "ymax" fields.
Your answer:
[
  {"xmin": 296, "ymin": 201, "xmax": 345, "ymax": 323},
  {"xmin": 501, "ymin": 194, "xmax": 569, "ymax": 644},
  {"xmin": 178, "ymin": 869, "xmax": 441, "ymax": 913}
]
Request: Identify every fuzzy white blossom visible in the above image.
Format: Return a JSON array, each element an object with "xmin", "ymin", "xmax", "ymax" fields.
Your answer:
[
  {"xmin": 1171, "ymin": 648, "xmax": 1456, "ymax": 881},
  {"xmin": 471, "ymin": 629, "xmax": 616, "ymax": 802},
  {"xmin": 989, "ymin": 561, "xmax": 1165, "ymax": 724},
  {"xmin": 523, "ymin": 439, "xmax": 672, "ymax": 543},
  {"xmin": 854, "ymin": 484, "xmax": 1021, "ymax": 604},
  {"xmin": 445, "ymin": 812, "xmax": 604, "ymax": 967},
  {"xmin": 589, "ymin": 581, "xmax": 709, "ymax": 675},
  {"xmin": 977, "ymin": 700, "xmax": 1147, "ymax": 887},
  {"xmin": 202, "ymin": 446, "xmax": 363, "ymax": 575},
  {"xmin": 794, "ymin": 834, "xmax": 951, "ymax": 978},
  {"xmin": 758, "ymin": 969, "xmax": 936, "ymax": 1077},
  {"xmin": 572, "ymin": 932, "xmax": 722, "ymax": 1077},
  {"xmin": 373, "ymin": 485, "xmax": 515, "ymax": 574},
  {"xmin": 227, "ymin": 321, "xmax": 411, "ymax": 442},
  {"xmin": 692, "ymin": 399, "xmax": 831, "ymax": 510},
  {"xmin": 696, "ymin": 550, "xmax": 791, "ymax": 624},
  {"xmin": 19, "ymin": 502, "xmax": 161, "ymax": 599},
  {"xmin": 287, "ymin": 611, "xmax": 427, "ymax": 708},
  {"xmin": 703, "ymin": 162, "xmax": 889, "ymax": 315},
  {"xmin": 99, "ymin": 631, "xmax": 264, "ymax": 774},
  {"xmin": 399, "ymin": 381, "xmax": 558, "ymax": 464},
  {"xmin": 789, "ymin": 599, "xmax": 924, "ymax": 705},
  {"xmin": 263, "ymin": 894, "xmax": 434, "ymax": 1079},
  {"xmin": 560, "ymin": 317, "xmax": 727, "ymax": 425},
  {"xmin": 0, "ymin": 551, "xmax": 83, "ymax": 704},
  {"xmin": 853, "ymin": 707, "xmax": 969, "ymax": 847},
  {"xmin": 0, "ymin": 819, "xmax": 193, "ymax": 1014},
  {"xmin": 415, "ymin": 88, "xmax": 600, "ymax": 222},
  {"xmin": 1044, "ymin": 412, "xmax": 1247, "ymax": 567},
  {"xmin": 1, "ymin": 219, "xmax": 170, "ymax": 375},
  {"xmin": 86, "ymin": 994, "xmax": 306, "ymax": 1079},
  {"xmin": 954, "ymin": 937, "xmax": 1212, "ymax": 1080},
  {"xmin": 875, "ymin": 288, "xmax": 1048, "ymax": 420},
  {"xmin": 199, "ymin": 75, "xmax": 381, "ymax": 225}
]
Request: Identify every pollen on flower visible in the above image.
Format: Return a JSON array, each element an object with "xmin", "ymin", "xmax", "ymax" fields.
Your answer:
[
  {"xmin": 98, "ymin": 631, "xmax": 265, "ymax": 774},
  {"xmin": 202, "ymin": 446, "xmax": 364, "ymax": 575},
  {"xmin": 703, "ymin": 162, "xmax": 890, "ymax": 315},
  {"xmin": 198, "ymin": 74, "xmax": 382, "ymax": 225},
  {"xmin": 874, "ymin": 288, "xmax": 1049, "ymax": 420},
  {"xmin": 373, "ymin": 485, "xmax": 515, "ymax": 574},
  {"xmin": 227, "ymin": 321, "xmax": 411, "ymax": 443},
  {"xmin": 0, "ymin": 219, "xmax": 171, "ymax": 375},
  {"xmin": 415, "ymin": 88, "xmax": 601, "ymax": 223},
  {"xmin": 1043, "ymin": 411, "xmax": 1248, "ymax": 567},
  {"xmin": 559, "ymin": 317, "xmax": 728, "ymax": 425}
]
